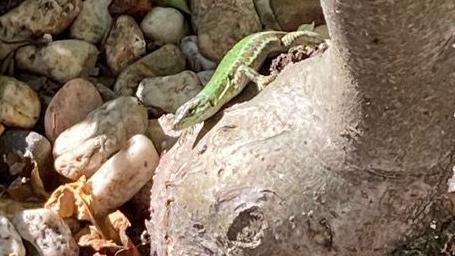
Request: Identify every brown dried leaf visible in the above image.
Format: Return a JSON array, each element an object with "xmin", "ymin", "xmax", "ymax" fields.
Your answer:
[
  {"xmin": 45, "ymin": 176, "xmax": 95, "ymax": 222},
  {"xmin": 45, "ymin": 178, "xmax": 139, "ymax": 255},
  {"xmin": 76, "ymin": 211, "xmax": 140, "ymax": 256},
  {"xmin": 109, "ymin": 211, "xmax": 140, "ymax": 256},
  {"xmin": 77, "ymin": 225, "xmax": 120, "ymax": 252},
  {"xmin": 52, "ymin": 188, "xmax": 76, "ymax": 218}
]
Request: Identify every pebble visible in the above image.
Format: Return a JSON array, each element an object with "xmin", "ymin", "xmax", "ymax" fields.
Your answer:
[
  {"xmin": 44, "ymin": 78, "xmax": 103, "ymax": 142},
  {"xmin": 0, "ymin": 76, "xmax": 40, "ymax": 128},
  {"xmin": 53, "ymin": 96, "xmax": 148, "ymax": 180},
  {"xmin": 95, "ymin": 83, "xmax": 117, "ymax": 102},
  {"xmin": 70, "ymin": 0, "xmax": 112, "ymax": 44},
  {"xmin": 0, "ymin": 215, "xmax": 25, "ymax": 256},
  {"xmin": 146, "ymin": 119, "xmax": 177, "ymax": 154},
  {"xmin": 136, "ymin": 71, "xmax": 203, "ymax": 113},
  {"xmin": 105, "ymin": 15, "xmax": 146, "ymax": 75},
  {"xmin": 140, "ymin": 7, "xmax": 188, "ymax": 45},
  {"xmin": 114, "ymin": 44, "xmax": 186, "ymax": 96},
  {"xmin": 12, "ymin": 208, "xmax": 79, "ymax": 256},
  {"xmin": 15, "ymin": 40, "xmax": 99, "ymax": 83},
  {"xmin": 0, "ymin": 0, "xmax": 23, "ymax": 15},
  {"xmin": 0, "ymin": 0, "xmax": 83, "ymax": 60},
  {"xmin": 254, "ymin": 0, "xmax": 281, "ymax": 30},
  {"xmin": 270, "ymin": 0, "xmax": 324, "ymax": 31},
  {"xmin": 180, "ymin": 35, "xmax": 217, "ymax": 72},
  {"xmin": 88, "ymin": 134, "xmax": 159, "ymax": 216},
  {"xmin": 192, "ymin": 0, "xmax": 262, "ymax": 61}
]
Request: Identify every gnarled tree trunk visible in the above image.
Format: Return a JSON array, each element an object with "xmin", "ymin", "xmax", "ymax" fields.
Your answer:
[{"xmin": 148, "ymin": 1, "xmax": 455, "ymax": 255}]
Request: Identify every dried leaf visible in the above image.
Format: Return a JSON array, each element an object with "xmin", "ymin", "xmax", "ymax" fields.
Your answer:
[
  {"xmin": 76, "ymin": 211, "xmax": 139, "ymax": 256},
  {"xmin": 77, "ymin": 226, "xmax": 120, "ymax": 251},
  {"xmin": 45, "ymin": 178, "xmax": 140, "ymax": 255},
  {"xmin": 109, "ymin": 211, "xmax": 140, "ymax": 256},
  {"xmin": 45, "ymin": 176, "xmax": 95, "ymax": 223},
  {"xmin": 53, "ymin": 188, "xmax": 76, "ymax": 218},
  {"xmin": 44, "ymin": 176, "xmax": 139, "ymax": 256}
]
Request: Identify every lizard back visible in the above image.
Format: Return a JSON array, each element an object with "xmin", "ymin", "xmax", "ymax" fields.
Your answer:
[{"xmin": 202, "ymin": 31, "xmax": 287, "ymax": 99}]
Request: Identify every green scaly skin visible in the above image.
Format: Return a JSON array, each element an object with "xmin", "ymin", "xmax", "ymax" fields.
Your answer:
[{"xmin": 171, "ymin": 30, "xmax": 325, "ymax": 130}]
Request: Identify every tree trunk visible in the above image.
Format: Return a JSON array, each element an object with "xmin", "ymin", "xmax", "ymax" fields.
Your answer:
[{"xmin": 148, "ymin": 1, "xmax": 455, "ymax": 255}]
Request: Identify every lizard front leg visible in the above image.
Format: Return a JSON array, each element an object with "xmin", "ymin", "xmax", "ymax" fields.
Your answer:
[{"xmin": 237, "ymin": 64, "xmax": 277, "ymax": 91}]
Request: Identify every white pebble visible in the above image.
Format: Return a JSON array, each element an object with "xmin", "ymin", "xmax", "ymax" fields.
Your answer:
[
  {"xmin": 140, "ymin": 7, "xmax": 187, "ymax": 45},
  {"xmin": 0, "ymin": 215, "xmax": 25, "ymax": 256},
  {"xmin": 136, "ymin": 71, "xmax": 203, "ymax": 113},
  {"xmin": 12, "ymin": 208, "xmax": 78, "ymax": 256},
  {"xmin": 70, "ymin": 0, "xmax": 113, "ymax": 43},
  {"xmin": 0, "ymin": 76, "xmax": 41, "ymax": 128},
  {"xmin": 53, "ymin": 97, "xmax": 148, "ymax": 180},
  {"xmin": 15, "ymin": 40, "xmax": 99, "ymax": 83},
  {"xmin": 88, "ymin": 134, "xmax": 159, "ymax": 216}
]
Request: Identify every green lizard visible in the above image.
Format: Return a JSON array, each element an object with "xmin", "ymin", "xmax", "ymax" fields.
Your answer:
[{"xmin": 168, "ymin": 30, "xmax": 325, "ymax": 130}]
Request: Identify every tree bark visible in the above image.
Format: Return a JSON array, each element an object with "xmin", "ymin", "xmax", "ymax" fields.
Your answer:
[{"xmin": 148, "ymin": 1, "xmax": 455, "ymax": 255}]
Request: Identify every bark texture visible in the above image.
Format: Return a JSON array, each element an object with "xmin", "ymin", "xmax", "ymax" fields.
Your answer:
[{"xmin": 148, "ymin": 1, "xmax": 455, "ymax": 255}]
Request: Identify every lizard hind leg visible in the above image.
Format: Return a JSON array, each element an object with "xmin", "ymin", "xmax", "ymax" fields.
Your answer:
[
  {"xmin": 281, "ymin": 31, "xmax": 325, "ymax": 48},
  {"xmin": 238, "ymin": 64, "xmax": 277, "ymax": 91}
]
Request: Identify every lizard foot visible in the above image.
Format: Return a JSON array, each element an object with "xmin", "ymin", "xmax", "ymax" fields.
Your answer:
[
  {"xmin": 238, "ymin": 64, "xmax": 277, "ymax": 91},
  {"xmin": 256, "ymin": 73, "xmax": 278, "ymax": 91}
]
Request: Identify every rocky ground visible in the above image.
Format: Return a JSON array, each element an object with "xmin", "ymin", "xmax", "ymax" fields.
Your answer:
[{"xmin": 0, "ymin": 0, "xmax": 328, "ymax": 255}]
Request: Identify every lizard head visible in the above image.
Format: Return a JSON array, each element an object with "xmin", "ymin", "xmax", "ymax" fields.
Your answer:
[{"xmin": 172, "ymin": 94, "xmax": 215, "ymax": 130}]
